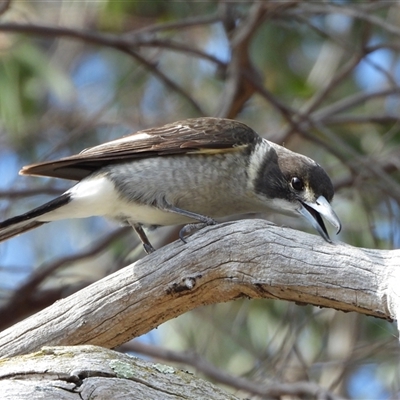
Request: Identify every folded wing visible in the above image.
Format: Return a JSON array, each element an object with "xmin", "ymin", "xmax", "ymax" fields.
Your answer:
[{"xmin": 20, "ymin": 118, "xmax": 259, "ymax": 181}]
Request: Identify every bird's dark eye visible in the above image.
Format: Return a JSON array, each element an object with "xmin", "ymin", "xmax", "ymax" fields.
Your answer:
[{"xmin": 291, "ymin": 177, "xmax": 304, "ymax": 191}]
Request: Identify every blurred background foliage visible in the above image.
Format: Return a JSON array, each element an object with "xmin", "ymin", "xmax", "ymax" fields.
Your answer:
[{"xmin": 0, "ymin": 1, "xmax": 400, "ymax": 399}]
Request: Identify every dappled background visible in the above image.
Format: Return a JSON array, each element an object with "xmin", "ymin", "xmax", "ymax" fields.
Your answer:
[{"xmin": 0, "ymin": 1, "xmax": 400, "ymax": 398}]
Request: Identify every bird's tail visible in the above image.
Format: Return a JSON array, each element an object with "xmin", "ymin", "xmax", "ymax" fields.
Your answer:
[{"xmin": 0, "ymin": 193, "xmax": 71, "ymax": 242}]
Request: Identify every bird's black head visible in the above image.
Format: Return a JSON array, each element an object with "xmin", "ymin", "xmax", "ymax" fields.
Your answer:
[{"xmin": 253, "ymin": 142, "xmax": 341, "ymax": 242}]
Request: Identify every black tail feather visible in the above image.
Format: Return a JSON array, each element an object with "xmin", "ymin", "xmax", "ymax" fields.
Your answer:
[{"xmin": 0, "ymin": 193, "xmax": 71, "ymax": 242}]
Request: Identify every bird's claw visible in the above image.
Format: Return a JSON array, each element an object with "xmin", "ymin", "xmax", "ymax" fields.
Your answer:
[{"xmin": 179, "ymin": 218, "xmax": 217, "ymax": 243}]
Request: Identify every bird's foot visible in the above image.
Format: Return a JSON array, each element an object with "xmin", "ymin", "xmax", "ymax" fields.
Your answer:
[
  {"xmin": 179, "ymin": 218, "xmax": 217, "ymax": 243},
  {"xmin": 143, "ymin": 243, "xmax": 156, "ymax": 254}
]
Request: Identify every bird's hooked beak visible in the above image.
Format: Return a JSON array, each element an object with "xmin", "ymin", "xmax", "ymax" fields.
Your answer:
[{"xmin": 297, "ymin": 196, "xmax": 341, "ymax": 243}]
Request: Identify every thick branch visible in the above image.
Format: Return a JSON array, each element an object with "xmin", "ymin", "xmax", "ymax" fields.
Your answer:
[
  {"xmin": 0, "ymin": 345, "xmax": 239, "ymax": 400},
  {"xmin": 0, "ymin": 219, "xmax": 398, "ymax": 360}
]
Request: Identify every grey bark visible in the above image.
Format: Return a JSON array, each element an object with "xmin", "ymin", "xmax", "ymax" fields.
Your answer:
[
  {"xmin": 0, "ymin": 345, "xmax": 240, "ymax": 399},
  {"xmin": 0, "ymin": 219, "xmax": 398, "ymax": 361}
]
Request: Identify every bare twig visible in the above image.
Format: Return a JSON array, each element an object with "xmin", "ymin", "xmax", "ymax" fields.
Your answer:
[
  {"xmin": 298, "ymin": 52, "xmax": 364, "ymax": 118},
  {"xmin": 324, "ymin": 115, "xmax": 399, "ymax": 126},
  {"xmin": 313, "ymin": 88, "xmax": 400, "ymax": 122},
  {"xmin": 122, "ymin": 49, "xmax": 205, "ymax": 115}
]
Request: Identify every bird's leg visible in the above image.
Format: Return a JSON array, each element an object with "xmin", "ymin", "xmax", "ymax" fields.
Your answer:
[
  {"xmin": 130, "ymin": 222, "xmax": 155, "ymax": 254},
  {"xmin": 160, "ymin": 204, "xmax": 217, "ymax": 243}
]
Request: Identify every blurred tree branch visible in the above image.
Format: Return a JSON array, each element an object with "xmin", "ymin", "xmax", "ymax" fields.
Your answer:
[
  {"xmin": 0, "ymin": 0, "xmax": 11, "ymax": 16},
  {"xmin": 119, "ymin": 341, "xmax": 345, "ymax": 400}
]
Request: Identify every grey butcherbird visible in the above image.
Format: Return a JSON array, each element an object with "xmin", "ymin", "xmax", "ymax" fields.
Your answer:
[{"xmin": 0, "ymin": 117, "xmax": 341, "ymax": 253}]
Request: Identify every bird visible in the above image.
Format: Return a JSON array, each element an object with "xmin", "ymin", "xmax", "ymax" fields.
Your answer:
[{"xmin": 0, "ymin": 117, "xmax": 341, "ymax": 254}]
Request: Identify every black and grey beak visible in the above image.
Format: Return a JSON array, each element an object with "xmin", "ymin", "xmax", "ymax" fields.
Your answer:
[{"xmin": 298, "ymin": 196, "xmax": 341, "ymax": 243}]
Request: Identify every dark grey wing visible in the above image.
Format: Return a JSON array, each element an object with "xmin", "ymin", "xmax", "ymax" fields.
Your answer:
[{"xmin": 20, "ymin": 118, "xmax": 261, "ymax": 181}]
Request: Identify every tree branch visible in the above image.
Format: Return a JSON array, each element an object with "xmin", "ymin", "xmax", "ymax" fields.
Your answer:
[
  {"xmin": 0, "ymin": 219, "xmax": 398, "ymax": 360},
  {"xmin": 0, "ymin": 345, "xmax": 240, "ymax": 400}
]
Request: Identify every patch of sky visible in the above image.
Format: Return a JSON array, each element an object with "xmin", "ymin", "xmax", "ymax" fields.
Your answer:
[
  {"xmin": 0, "ymin": 150, "xmax": 19, "ymax": 189},
  {"xmin": 0, "ymin": 150, "xmax": 42, "ymax": 281},
  {"xmin": 354, "ymin": 37, "xmax": 395, "ymax": 93},
  {"xmin": 373, "ymin": 199, "xmax": 400, "ymax": 248},
  {"xmin": 325, "ymin": 12, "xmax": 353, "ymax": 34},
  {"xmin": 0, "ymin": 215, "xmax": 117, "ymax": 290},
  {"xmin": 301, "ymin": 13, "xmax": 352, "ymax": 63},
  {"xmin": 0, "ymin": 233, "xmax": 35, "ymax": 289},
  {"xmin": 348, "ymin": 364, "xmax": 390, "ymax": 399},
  {"xmin": 140, "ymin": 76, "xmax": 168, "ymax": 121},
  {"xmin": 323, "ymin": 0, "xmax": 359, "ymax": 7},
  {"xmin": 95, "ymin": 124, "xmax": 133, "ymax": 144},
  {"xmin": 125, "ymin": 330, "xmax": 161, "ymax": 360},
  {"xmin": 197, "ymin": 22, "xmax": 230, "ymax": 75},
  {"xmin": 301, "ymin": 39, "xmax": 321, "ymax": 63},
  {"xmin": 71, "ymin": 53, "xmax": 116, "ymax": 114}
]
